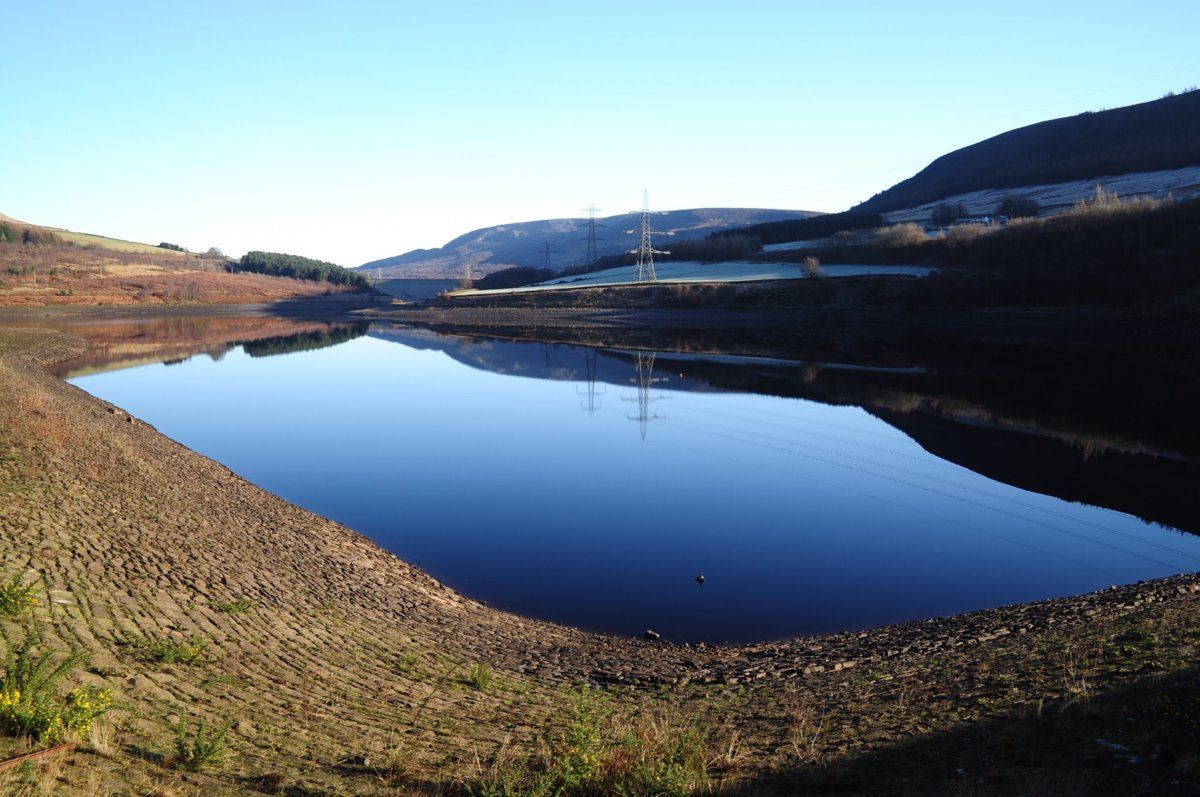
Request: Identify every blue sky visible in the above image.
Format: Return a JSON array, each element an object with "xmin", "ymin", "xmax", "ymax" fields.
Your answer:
[{"xmin": 4, "ymin": 1, "xmax": 1199, "ymax": 265}]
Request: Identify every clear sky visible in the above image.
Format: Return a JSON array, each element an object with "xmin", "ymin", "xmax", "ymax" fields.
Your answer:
[{"xmin": 4, "ymin": 1, "xmax": 1199, "ymax": 266}]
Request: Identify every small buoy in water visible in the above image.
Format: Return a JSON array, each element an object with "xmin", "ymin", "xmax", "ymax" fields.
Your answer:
[
  {"xmin": 695, "ymin": 572, "xmax": 705, "ymax": 585},
  {"xmin": 643, "ymin": 629, "xmax": 661, "ymax": 641}
]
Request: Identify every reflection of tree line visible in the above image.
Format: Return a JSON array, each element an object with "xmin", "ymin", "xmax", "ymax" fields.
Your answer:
[{"xmin": 240, "ymin": 324, "xmax": 369, "ymax": 358}]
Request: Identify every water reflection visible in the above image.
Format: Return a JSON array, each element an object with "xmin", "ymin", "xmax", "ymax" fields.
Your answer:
[
  {"xmin": 13, "ymin": 311, "xmax": 1199, "ymax": 642},
  {"xmin": 625, "ymin": 351, "xmax": 665, "ymax": 440},
  {"xmin": 372, "ymin": 323, "xmax": 1200, "ymax": 535},
  {"xmin": 577, "ymin": 349, "xmax": 604, "ymax": 416}
]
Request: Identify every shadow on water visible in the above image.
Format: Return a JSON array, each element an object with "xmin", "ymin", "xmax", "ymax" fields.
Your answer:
[{"xmin": 372, "ymin": 322, "xmax": 1200, "ymax": 536}]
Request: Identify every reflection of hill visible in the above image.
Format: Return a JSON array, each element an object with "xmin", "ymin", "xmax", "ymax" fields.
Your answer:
[
  {"xmin": 373, "ymin": 323, "xmax": 1200, "ymax": 534},
  {"xmin": 16, "ymin": 315, "xmax": 369, "ymax": 376},
  {"xmin": 875, "ymin": 408, "xmax": 1200, "ymax": 537},
  {"xmin": 368, "ymin": 326, "xmax": 719, "ymax": 393}
]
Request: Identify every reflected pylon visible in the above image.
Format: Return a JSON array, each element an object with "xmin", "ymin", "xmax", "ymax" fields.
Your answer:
[
  {"xmin": 577, "ymin": 348, "xmax": 606, "ymax": 415},
  {"xmin": 623, "ymin": 351, "xmax": 665, "ymax": 440}
]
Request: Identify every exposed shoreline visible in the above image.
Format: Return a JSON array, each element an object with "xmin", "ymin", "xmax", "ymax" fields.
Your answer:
[{"xmin": 2, "ymin": 318, "xmax": 1198, "ymax": 793}]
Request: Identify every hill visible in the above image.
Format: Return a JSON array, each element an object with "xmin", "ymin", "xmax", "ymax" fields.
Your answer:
[
  {"xmin": 359, "ymin": 207, "xmax": 818, "ymax": 278},
  {"xmin": 0, "ymin": 212, "xmax": 190, "ymax": 256},
  {"xmin": 0, "ymin": 214, "xmax": 373, "ymax": 306},
  {"xmin": 856, "ymin": 90, "xmax": 1200, "ymax": 214}
]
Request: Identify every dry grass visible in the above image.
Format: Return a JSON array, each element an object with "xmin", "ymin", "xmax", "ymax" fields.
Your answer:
[
  {"xmin": 872, "ymin": 222, "xmax": 927, "ymax": 247},
  {"xmin": 0, "ymin": 243, "xmax": 351, "ymax": 307}
]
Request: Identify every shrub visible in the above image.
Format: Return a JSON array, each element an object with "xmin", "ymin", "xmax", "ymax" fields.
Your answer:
[
  {"xmin": 803, "ymin": 257, "xmax": 823, "ymax": 278},
  {"xmin": 0, "ymin": 575, "xmax": 38, "ymax": 618},
  {"xmin": 174, "ymin": 713, "xmax": 232, "ymax": 771},
  {"xmin": 157, "ymin": 242, "xmax": 185, "ymax": 252},
  {"xmin": 944, "ymin": 223, "xmax": 990, "ymax": 245},
  {"xmin": 874, "ymin": 223, "xmax": 927, "ymax": 248},
  {"xmin": 0, "ymin": 630, "xmax": 112, "ymax": 743},
  {"xmin": 20, "ymin": 228, "xmax": 62, "ymax": 246}
]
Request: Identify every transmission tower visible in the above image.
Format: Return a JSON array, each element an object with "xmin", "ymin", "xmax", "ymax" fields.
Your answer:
[
  {"xmin": 628, "ymin": 190, "xmax": 670, "ymax": 283},
  {"xmin": 622, "ymin": 351, "xmax": 666, "ymax": 440},
  {"xmin": 581, "ymin": 204, "xmax": 604, "ymax": 271},
  {"xmin": 577, "ymin": 348, "xmax": 606, "ymax": 415},
  {"xmin": 542, "ymin": 242, "xmax": 554, "ymax": 271}
]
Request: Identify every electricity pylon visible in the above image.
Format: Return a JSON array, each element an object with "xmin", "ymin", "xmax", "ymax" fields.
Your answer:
[
  {"xmin": 627, "ymin": 190, "xmax": 670, "ymax": 283},
  {"xmin": 581, "ymin": 204, "xmax": 604, "ymax": 270},
  {"xmin": 542, "ymin": 242, "xmax": 554, "ymax": 270}
]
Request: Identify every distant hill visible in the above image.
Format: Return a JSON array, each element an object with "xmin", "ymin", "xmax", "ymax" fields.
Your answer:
[
  {"xmin": 856, "ymin": 90, "xmax": 1200, "ymax": 214},
  {"xmin": 358, "ymin": 208, "xmax": 819, "ymax": 278}
]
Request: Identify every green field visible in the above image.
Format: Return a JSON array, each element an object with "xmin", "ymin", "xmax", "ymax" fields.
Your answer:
[{"xmin": 44, "ymin": 228, "xmax": 190, "ymax": 255}]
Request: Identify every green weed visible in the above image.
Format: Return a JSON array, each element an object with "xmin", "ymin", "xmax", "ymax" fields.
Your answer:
[
  {"xmin": 466, "ymin": 664, "xmax": 493, "ymax": 692},
  {"xmin": 132, "ymin": 635, "xmax": 208, "ymax": 666},
  {"xmin": 174, "ymin": 713, "xmax": 232, "ymax": 771},
  {"xmin": 213, "ymin": 598, "xmax": 255, "ymax": 615}
]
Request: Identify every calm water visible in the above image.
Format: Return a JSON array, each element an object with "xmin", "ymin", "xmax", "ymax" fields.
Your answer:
[{"xmin": 54, "ymin": 317, "xmax": 1200, "ymax": 644}]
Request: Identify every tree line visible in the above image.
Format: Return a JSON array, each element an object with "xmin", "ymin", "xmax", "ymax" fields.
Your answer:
[
  {"xmin": 710, "ymin": 211, "xmax": 883, "ymax": 246},
  {"xmin": 232, "ymin": 251, "xmax": 372, "ymax": 289}
]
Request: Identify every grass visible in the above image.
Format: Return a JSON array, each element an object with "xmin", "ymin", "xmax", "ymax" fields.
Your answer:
[
  {"xmin": 213, "ymin": 598, "xmax": 255, "ymax": 615},
  {"xmin": 130, "ymin": 634, "xmax": 208, "ymax": 666},
  {"xmin": 47, "ymin": 229, "xmax": 189, "ymax": 256},
  {"xmin": 466, "ymin": 664, "xmax": 493, "ymax": 692},
  {"xmin": 468, "ymin": 687, "xmax": 711, "ymax": 797}
]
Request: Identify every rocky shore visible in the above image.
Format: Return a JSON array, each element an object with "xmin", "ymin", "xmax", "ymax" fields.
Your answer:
[{"xmin": 1, "ymin": 323, "xmax": 1197, "ymax": 795}]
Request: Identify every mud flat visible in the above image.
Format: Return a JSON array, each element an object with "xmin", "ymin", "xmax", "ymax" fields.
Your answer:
[{"xmin": 1, "ymin": 322, "xmax": 1198, "ymax": 794}]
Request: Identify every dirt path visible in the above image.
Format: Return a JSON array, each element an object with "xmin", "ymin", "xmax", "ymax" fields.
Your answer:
[{"xmin": 1, "ymin": 325, "xmax": 1198, "ymax": 794}]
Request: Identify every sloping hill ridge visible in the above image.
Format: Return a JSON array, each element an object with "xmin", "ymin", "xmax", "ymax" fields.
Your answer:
[
  {"xmin": 857, "ymin": 90, "xmax": 1200, "ymax": 214},
  {"xmin": 359, "ymin": 207, "xmax": 818, "ymax": 278}
]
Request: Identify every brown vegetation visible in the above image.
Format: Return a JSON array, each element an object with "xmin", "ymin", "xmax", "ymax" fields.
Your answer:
[{"xmin": 0, "ymin": 244, "xmax": 359, "ymax": 307}]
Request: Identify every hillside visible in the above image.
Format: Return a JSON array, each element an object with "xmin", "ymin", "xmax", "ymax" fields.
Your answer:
[
  {"xmin": 359, "ymin": 207, "xmax": 817, "ymax": 279},
  {"xmin": 856, "ymin": 90, "xmax": 1200, "ymax": 214},
  {"xmin": 0, "ymin": 212, "xmax": 190, "ymax": 256},
  {"xmin": 0, "ymin": 215, "xmax": 373, "ymax": 307}
]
